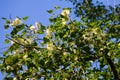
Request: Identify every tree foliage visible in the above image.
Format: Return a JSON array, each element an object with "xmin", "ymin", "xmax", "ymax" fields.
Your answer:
[{"xmin": 0, "ymin": 0, "xmax": 120, "ymax": 79}]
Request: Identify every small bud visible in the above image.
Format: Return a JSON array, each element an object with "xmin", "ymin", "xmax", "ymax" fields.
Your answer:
[
  {"xmin": 61, "ymin": 18, "xmax": 67, "ymax": 25},
  {"xmin": 23, "ymin": 54, "xmax": 28, "ymax": 60},
  {"xmin": 30, "ymin": 25, "xmax": 36, "ymax": 31},
  {"xmin": 35, "ymin": 22, "xmax": 41, "ymax": 29},
  {"xmin": 63, "ymin": 52, "xmax": 67, "ymax": 55},
  {"xmin": 47, "ymin": 43, "xmax": 55, "ymax": 51},
  {"xmin": 30, "ymin": 22, "xmax": 40, "ymax": 33},
  {"xmin": 46, "ymin": 28, "xmax": 52, "ymax": 38},
  {"xmin": 13, "ymin": 77, "xmax": 17, "ymax": 80},
  {"xmin": 61, "ymin": 9, "xmax": 70, "ymax": 17},
  {"xmin": 10, "ymin": 18, "xmax": 22, "ymax": 27}
]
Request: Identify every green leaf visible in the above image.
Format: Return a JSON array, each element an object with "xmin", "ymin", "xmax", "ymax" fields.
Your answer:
[
  {"xmin": 54, "ymin": 6, "xmax": 60, "ymax": 10},
  {"xmin": 5, "ymin": 34, "xmax": 9, "ymax": 38},
  {"xmin": 38, "ymin": 30, "xmax": 44, "ymax": 34},
  {"xmin": 11, "ymin": 24, "xmax": 24, "ymax": 36},
  {"xmin": 2, "ymin": 17, "xmax": 7, "ymax": 20},
  {"xmin": 49, "ymin": 18, "xmax": 56, "ymax": 22},
  {"xmin": 0, "ymin": 57, "xmax": 4, "ymax": 61},
  {"xmin": 6, "ymin": 20, "xmax": 10, "ymax": 24},
  {"xmin": 47, "ymin": 10, "xmax": 53, "ymax": 14},
  {"xmin": 4, "ymin": 25, "xmax": 9, "ymax": 29},
  {"xmin": 4, "ymin": 39, "xmax": 10, "ymax": 44},
  {"xmin": 43, "ymin": 37, "xmax": 50, "ymax": 43},
  {"xmin": 23, "ymin": 16, "xmax": 29, "ymax": 21}
]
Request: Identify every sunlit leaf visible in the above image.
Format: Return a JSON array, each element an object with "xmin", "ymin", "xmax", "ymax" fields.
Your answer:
[
  {"xmin": 23, "ymin": 16, "xmax": 29, "ymax": 21},
  {"xmin": 4, "ymin": 39, "xmax": 10, "ymax": 44}
]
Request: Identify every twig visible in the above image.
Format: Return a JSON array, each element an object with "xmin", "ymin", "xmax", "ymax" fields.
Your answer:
[{"xmin": 7, "ymin": 37, "xmax": 45, "ymax": 50}]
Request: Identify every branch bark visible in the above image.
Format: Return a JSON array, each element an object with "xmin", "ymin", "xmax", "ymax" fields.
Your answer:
[
  {"xmin": 105, "ymin": 54, "xmax": 120, "ymax": 80},
  {"xmin": 7, "ymin": 37, "xmax": 43, "ymax": 49}
]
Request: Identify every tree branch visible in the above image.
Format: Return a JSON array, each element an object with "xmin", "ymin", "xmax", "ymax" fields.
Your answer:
[
  {"xmin": 7, "ymin": 37, "xmax": 45, "ymax": 50},
  {"xmin": 105, "ymin": 54, "xmax": 120, "ymax": 80}
]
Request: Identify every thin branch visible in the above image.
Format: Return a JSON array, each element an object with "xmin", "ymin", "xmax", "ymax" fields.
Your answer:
[
  {"xmin": 7, "ymin": 37, "xmax": 45, "ymax": 50},
  {"xmin": 105, "ymin": 54, "xmax": 120, "ymax": 80}
]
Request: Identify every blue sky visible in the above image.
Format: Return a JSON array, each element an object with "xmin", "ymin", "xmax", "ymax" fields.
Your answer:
[{"xmin": 0, "ymin": 0, "xmax": 119, "ymax": 79}]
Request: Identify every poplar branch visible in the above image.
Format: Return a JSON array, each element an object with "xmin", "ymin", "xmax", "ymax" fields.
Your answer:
[{"xmin": 105, "ymin": 55, "xmax": 120, "ymax": 80}]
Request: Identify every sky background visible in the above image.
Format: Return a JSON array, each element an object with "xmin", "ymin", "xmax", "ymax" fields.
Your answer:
[{"xmin": 0, "ymin": 0, "xmax": 119, "ymax": 79}]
